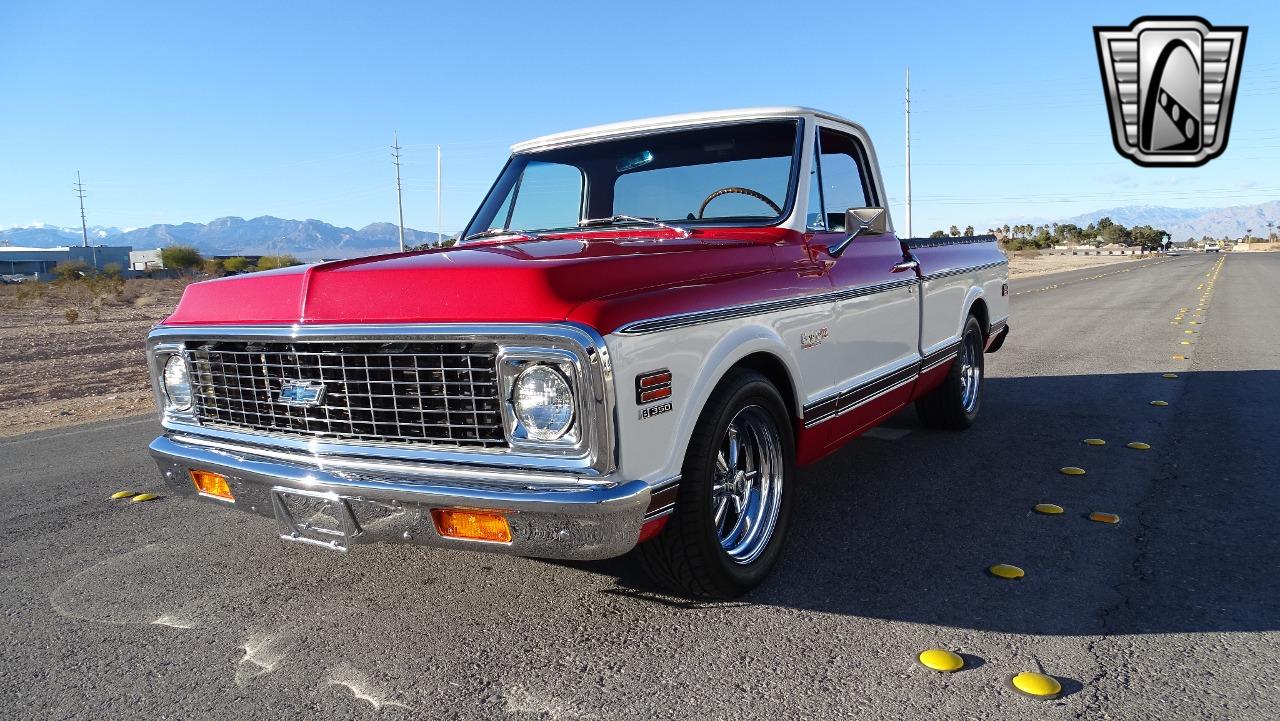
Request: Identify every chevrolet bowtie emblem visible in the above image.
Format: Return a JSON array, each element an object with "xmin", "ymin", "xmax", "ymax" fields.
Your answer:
[
  {"xmin": 278, "ymin": 379, "xmax": 326, "ymax": 407},
  {"xmin": 1094, "ymin": 16, "xmax": 1247, "ymax": 167}
]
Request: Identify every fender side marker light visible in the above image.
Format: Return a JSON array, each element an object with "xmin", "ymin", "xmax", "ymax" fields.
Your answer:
[
  {"xmin": 1089, "ymin": 511, "xmax": 1121, "ymax": 524},
  {"xmin": 1060, "ymin": 466, "xmax": 1087, "ymax": 476},
  {"xmin": 110, "ymin": 491, "xmax": 138, "ymax": 500},
  {"xmin": 1034, "ymin": 503, "xmax": 1064, "ymax": 515}
]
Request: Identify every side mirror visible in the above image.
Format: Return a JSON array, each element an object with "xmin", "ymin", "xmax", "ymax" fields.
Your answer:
[{"xmin": 828, "ymin": 207, "xmax": 888, "ymax": 257}]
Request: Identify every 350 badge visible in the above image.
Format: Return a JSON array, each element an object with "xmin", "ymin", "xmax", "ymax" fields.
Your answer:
[{"xmin": 639, "ymin": 401, "xmax": 673, "ymax": 420}]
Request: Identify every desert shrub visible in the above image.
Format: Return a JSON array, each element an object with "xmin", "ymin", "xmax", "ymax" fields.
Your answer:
[
  {"xmin": 64, "ymin": 308, "xmax": 79, "ymax": 323},
  {"xmin": 54, "ymin": 260, "xmax": 91, "ymax": 281},
  {"xmin": 222, "ymin": 256, "xmax": 251, "ymax": 273},
  {"xmin": 101, "ymin": 262, "xmax": 124, "ymax": 279},
  {"xmin": 202, "ymin": 258, "xmax": 225, "ymax": 276},
  {"xmin": 161, "ymin": 245, "xmax": 204, "ymax": 274},
  {"xmin": 255, "ymin": 254, "xmax": 303, "ymax": 271}
]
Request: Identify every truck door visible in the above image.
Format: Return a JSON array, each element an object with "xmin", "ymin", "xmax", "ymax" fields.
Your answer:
[{"xmin": 807, "ymin": 125, "xmax": 922, "ymax": 447}]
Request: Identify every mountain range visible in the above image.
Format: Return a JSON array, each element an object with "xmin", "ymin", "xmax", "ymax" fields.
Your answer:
[
  {"xmin": 1036, "ymin": 201, "xmax": 1280, "ymax": 241},
  {"xmin": 0, "ymin": 217, "xmax": 447, "ymax": 259},
  {"xmin": 6, "ymin": 201, "xmax": 1277, "ymax": 257}
]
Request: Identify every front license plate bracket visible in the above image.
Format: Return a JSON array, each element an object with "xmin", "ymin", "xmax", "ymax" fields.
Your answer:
[{"xmin": 271, "ymin": 486, "xmax": 360, "ymax": 552}]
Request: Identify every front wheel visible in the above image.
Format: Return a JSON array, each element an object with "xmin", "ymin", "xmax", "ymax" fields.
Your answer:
[
  {"xmin": 916, "ymin": 314, "xmax": 985, "ymax": 430},
  {"xmin": 635, "ymin": 370, "xmax": 795, "ymax": 598}
]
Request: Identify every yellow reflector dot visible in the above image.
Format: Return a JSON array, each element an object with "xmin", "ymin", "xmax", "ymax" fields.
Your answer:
[
  {"xmin": 1082, "ymin": 438, "xmax": 1106, "ymax": 446},
  {"xmin": 110, "ymin": 491, "xmax": 138, "ymax": 500},
  {"xmin": 918, "ymin": 649, "xmax": 964, "ymax": 672},
  {"xmin": 988, "ymin": 564, "xmax": 1025, "ymax": 579},
  {"xmin": 190, "ymin": 470, "xmax": 234, "ymax": 501},
  {"xmin": 431, "ymin": 508, "xmax": 512, "ymax": 543},
  {"xmin": 1172, "ymin": 355, "xmax": 1186, "ymax": 360},
  {"xmin": 1011, "ymin": 672, "xmax": 1063, "ymax": 698},
  {"xmin": 1126, "ymin": 442, "xmax": 1151, "ymax": 450},
  {"xmin": 1090, "ymin": 511, "xmax": 1121, "ymax": 524},
  {"xmin": 1150, "ymin": 400, "xmax": 1169, "ymax": 406},
  {"xmin": 1162, "ymin": 373, "xmax": 1178, "ymax": 378},
  {"xmin": 1180, "ymin": 341, "xmax": 1192, "ymax": 345},
  {"xmin": 1034, "ymin": 503, "xmax": 1064, "ymax": 515},
  {"xmin": 1060, "ymin": 466, "xmax": 1087, "ymax": 476},
  {"xmin": 130, "ymin": 493, "xmax": 160, "ymax": 503}
]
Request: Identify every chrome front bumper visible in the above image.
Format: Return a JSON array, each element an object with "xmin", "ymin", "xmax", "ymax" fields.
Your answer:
[{"xmin": 149, "ymin": 434, "xmax": 656, "ymax": 560}]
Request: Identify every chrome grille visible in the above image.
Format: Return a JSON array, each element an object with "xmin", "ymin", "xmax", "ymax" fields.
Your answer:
[{"xmin": 186, "ymin": 340, "xmax": 506, "ymax": 448}]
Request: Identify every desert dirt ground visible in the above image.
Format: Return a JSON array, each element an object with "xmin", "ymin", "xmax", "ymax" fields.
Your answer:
[
  {"xmin": 0, "ymin": 252, "xmax": 1159, "ymax": 438},
  {"xmin": 1005, "ymin": 252, "xmax": 1151, "ymax": 278},
  {"xmin": 0, "ymin": 278, "xmax": 190, "ymax": 437}
]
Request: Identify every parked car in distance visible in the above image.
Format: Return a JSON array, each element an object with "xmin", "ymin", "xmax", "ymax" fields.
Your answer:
[
  {"xmin": 146, "ymin": 107, "xmax": 1009, "ymax": 597},
  {"xmin": 1204, "ymin": 240, "xmax": 1222, "ymax": 253}
]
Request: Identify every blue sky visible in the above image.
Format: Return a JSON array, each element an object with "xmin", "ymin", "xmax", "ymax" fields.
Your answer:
[{"xmin": 1, "ymin": 1, "xmax": 1276, "ymax": 236}]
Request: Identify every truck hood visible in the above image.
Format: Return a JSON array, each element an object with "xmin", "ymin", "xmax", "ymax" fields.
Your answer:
[{"xmin": 162, "ymin": 229, "xmax": 789, "ymax": 333}]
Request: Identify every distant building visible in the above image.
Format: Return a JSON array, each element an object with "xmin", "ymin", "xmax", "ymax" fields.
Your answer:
[
  {"xmin": 0, "ymin": 245, "xmax": 132, "ymax": 277},
  {"xmin": 129, "ymin": 249, "xmax": 163, "ymax": 271}
]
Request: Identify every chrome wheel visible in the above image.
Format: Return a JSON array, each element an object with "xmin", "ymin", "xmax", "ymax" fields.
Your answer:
[
  {"xmin": 958, "ymin": 329, "xmax": 982, "ymax": 414},
  {"xmin": 711, "ymin": 405, "xmax": 784, "ymax": 565}
]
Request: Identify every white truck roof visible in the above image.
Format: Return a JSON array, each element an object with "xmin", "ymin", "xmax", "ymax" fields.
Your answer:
[{"xmin": 511, "ymin": 107, "xmax": 867, "ymax": 153}]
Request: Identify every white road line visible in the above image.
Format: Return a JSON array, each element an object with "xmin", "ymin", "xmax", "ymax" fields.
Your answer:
[{"xmin": 0, "ymin": 416, "xmax": 156, "ymax": 447}]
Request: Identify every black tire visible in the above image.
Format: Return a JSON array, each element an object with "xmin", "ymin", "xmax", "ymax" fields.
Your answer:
[
  {"xmin": 635, "ymin": 370, "xmax": 795, "ymax": 598},
  {"xmin": 916, "ymin": 315, "xmax": 985, "ymax": 430}
]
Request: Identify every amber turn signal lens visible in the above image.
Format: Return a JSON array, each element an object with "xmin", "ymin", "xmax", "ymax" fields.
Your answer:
[
  {"xmin": 431, "ymin": 508, "xmax": 512, "ymax": 543},
  {"xmin": 190, "ymin": 470, "xmax": 233, "ymax": 501}
]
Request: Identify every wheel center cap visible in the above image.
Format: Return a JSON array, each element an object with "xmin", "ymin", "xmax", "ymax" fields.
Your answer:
[{"xmin": 732, "ymin": 469, "xmax": 748, "ymax": 492}]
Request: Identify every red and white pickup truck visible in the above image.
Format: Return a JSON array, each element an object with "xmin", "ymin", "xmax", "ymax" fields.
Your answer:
[{"xmin": 147, "ymin": 107, "xmax": 1008, "ymax": 597}]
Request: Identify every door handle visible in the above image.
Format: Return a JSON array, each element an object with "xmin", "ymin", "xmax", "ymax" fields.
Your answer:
[{"xmin": 891, "ymin": 260, "xmax": 919, "ymax": 272}]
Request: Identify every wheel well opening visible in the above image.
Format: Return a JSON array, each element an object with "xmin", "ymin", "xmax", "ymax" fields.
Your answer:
[
  {"xmin": 732, "ymin": 352, "xmax": 800, "ymax": 422},
  {"xmin": 969, "ymin": 298, "xmax": 990, "ymax": 337}
]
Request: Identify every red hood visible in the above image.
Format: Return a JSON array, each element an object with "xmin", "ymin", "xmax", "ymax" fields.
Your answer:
[{"xmin": 163, "ymin": 228, "xmax": 795, "ymax": 333}]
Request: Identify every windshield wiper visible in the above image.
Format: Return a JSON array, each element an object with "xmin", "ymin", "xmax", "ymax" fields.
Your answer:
[
  {"xmin": 579, "ymin": 215, "xmax": 690, "ymax": 238},
  {"xmin": 462, "ymin": 228, "xmax": 541, "ymax": 242}
]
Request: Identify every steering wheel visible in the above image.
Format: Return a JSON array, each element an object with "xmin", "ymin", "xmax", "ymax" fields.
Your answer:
[{"xmin": 697, "ymin": 187, "xmax": 783, "ymax": 219}]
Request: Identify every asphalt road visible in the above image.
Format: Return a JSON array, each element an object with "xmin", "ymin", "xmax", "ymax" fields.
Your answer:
[{"xmin": 3, "ymin": 252, "xmax": 1277, "ymax": 720}]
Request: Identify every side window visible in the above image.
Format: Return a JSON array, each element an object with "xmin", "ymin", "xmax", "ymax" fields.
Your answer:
[
  {"xmin": 817, "ymin": 128, "xmax": 870, "ymax": 231},
  {"xmin": 806, "ymin": 134, "xmax": 826, "ymax": 231},
  {"xmin": 491, "ymin": 161, "xmax": 583, "ymax": 232}
]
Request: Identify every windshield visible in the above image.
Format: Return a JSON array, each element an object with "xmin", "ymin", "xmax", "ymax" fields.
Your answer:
[{"xmin": 463, "ymin": 119, "xmax": 802, "ymax": 240}]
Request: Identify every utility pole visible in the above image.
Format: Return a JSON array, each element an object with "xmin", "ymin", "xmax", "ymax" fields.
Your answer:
[
  {"xmin": 392, "ymin": 132, "xmax": 405, "ymax": 252},
  {"xmin": 1267, "ymin": 220, "xmax": 1274, "ymax": 243},
  {"xmin": 74, "ymin": 171, "xmax": 89, "ymax": 247},
  {"xmin": 904, "ymin": 66, "xmax": 912, "ymax": 239},
  {"xmin": 436, "ymin": 144, "xmax": 442, "ymax": 245},
  {"xmin": 74, "ymin": 171, "xmax": 97, "ymax": 267}
]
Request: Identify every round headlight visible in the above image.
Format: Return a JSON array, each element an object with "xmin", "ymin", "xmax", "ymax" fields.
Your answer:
[
  {"xmin": 163, "ymin": 355, "xmax": 193, "ymax": 411},
  {"xmin": 512, "ymin": 364, "xmax": 574, "ymax": 441}
]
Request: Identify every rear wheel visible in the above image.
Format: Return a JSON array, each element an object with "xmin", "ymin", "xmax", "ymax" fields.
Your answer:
[
  {"xmin": 916, "ymin": 314, "xmax": 985, "ymax": 430},
  {"xmin": 636, "ymin": 370, "xmax": 795, "ymax": 598}
]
